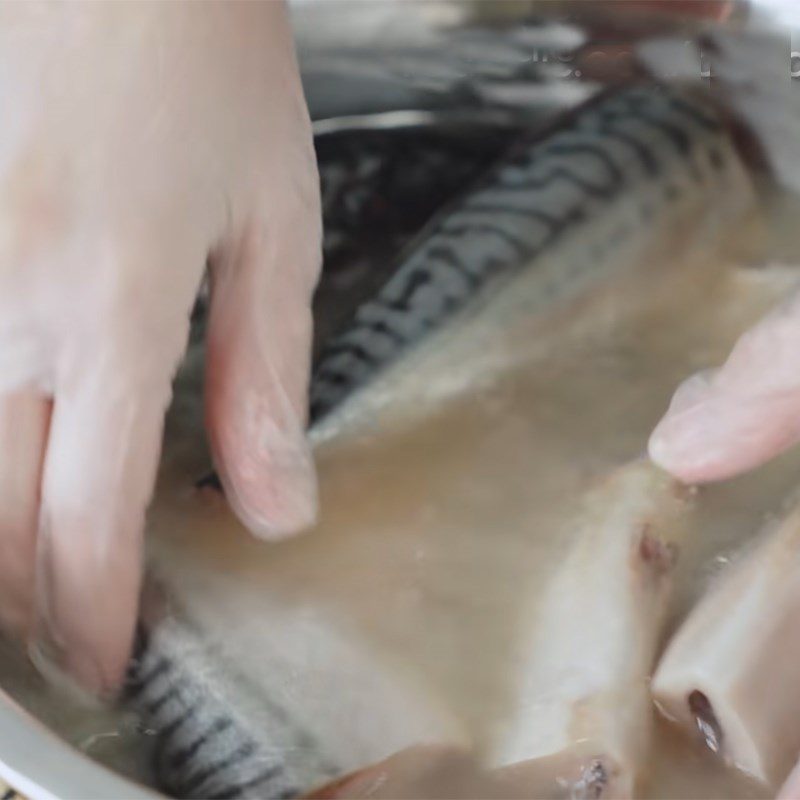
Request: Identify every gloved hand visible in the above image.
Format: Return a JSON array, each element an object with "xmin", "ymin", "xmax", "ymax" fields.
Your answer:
[
  {"xmin": 0, "ymin": 2, "xmax": 321, "ymax": 692},
  {"xmin": 643, "ymin": 0, "xmax": 800, "ymax": 484},
  {"xmin": 649, "ymin": 290, "xmax": 800, "ymax": 483}
]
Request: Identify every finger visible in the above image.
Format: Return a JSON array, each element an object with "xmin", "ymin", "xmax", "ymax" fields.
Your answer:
[
  {"xmin": 205, "ymin": 187, "xmax": 322, "ymax": 539},
  {"xmin": 779, "ymin": 757, "xmax": 800, "ymax": 799},
  {"xmin": 34, "ymin": 363, "xmax": 172, "ymax": 693},
  {"xmin": 0, "ymin": 389, "xmax": 50, "ymax": 634},
  {"xmin": 649, "ymin": 294, "xmax": 800, "ymax": 483}
]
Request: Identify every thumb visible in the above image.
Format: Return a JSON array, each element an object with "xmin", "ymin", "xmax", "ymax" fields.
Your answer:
[
  {"xmin": 649, "ymin": 291, "xmax": 800, "ymax": 484},
  {"xmin": 205, "ymin": 191, "xmax": 321, "ymax": 539}
]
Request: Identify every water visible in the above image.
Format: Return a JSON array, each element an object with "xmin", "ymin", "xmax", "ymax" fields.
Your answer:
[
  {"xmin": 139, "ymin": 187, "xmax": 800, "ymax": 799},
  {"xmin": 0, "ymin": 635, "xmax": 154, "ymax": 786},
  {"xmin": 1, "ymin": 139, "xmax": 800, "ymax": 800},
  {"xmin": 23, "ymin": 212, "xmax": 800, "ymax": 797}
]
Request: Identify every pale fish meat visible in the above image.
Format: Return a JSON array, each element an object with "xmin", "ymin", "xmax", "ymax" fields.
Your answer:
[
  {"xmin": 489, "ymin": 461, "xmax": 697, "ymax": 799},
  {"xmin": 652, "ymin": 494, "xmax": 800, "ymax": 790}
]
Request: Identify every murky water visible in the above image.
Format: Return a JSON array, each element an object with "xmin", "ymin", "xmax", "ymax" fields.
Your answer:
[
  {"xmin": 142, "ymin": 187, "xmax": 800, "ymax": 799},
  {"xmin": 1, "ymin": 170, "xmax": 800, "ymax": 800},
  {"xmin": 292, "ymin": 201, "xmax": 797, "ymax": 799},
  {"xmin": 0, "ymin": 634, "xmax": 154, "ymax": 785}
]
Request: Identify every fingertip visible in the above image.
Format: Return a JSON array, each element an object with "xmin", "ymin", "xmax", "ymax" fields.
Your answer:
[
  {"xmin": 649, "ymin": 388, "xmax": 800, "ymax": 484},
  {"xmin": 648, "ymin": 422, "xmax": 714, "ymax": 484},
  {"xmin": 32, "ymin": 505, "xmax": 144, "ymax": 694},
  {"xmin": 647, "ymin": 424, "xmax": 679, "ymax": 474},
  {"xmin": 32, "ymin": 562, "xmax": 138, "ymax": 696},
  {"xmin": 230, "ymin": 496, "xmax": 318, "ymax": 542},
  {"xmin": 650, "ymin": 361, "xmax": 766, "ymax": 482},
  {"xmin": 648, "ymin": 404, "xmax": 762, "ymax": 484},
  {"xmin": 28, "ymin": 640, "xmax": 103, "ymax": 705},
  {"xmin": 647, "ymin": 372, "xmax": 720, "ymax": 482},
  {"xmin": 210, "ymin": 401, "xmax": 318, "ymax": 540},
  {"xmin": 217, "ymin": 439, "xmax": 318, "ymax": 541},
  {"xmin": 648, "ymin": 388, "xmax": 759, "ymax": 484},
  {"xmin": 29, "ymin": 617, "xmax": 129, "ymax": 699},
  {"xmin": 780, "ymin": 765, "xmax": 800, "ymax": 800}
]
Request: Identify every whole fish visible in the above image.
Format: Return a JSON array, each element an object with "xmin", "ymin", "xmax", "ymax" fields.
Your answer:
[{"xmin": 126, "ymin": 84, "xmax": 756, "ymax": 800}]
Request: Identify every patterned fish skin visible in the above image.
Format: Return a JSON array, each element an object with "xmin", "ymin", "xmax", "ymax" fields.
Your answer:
[
  {"xmin": 127, "ymin": 83, "xmax": 749, "ymax": 800},
  {"xmin": 309, "ymin": 85, "xmax": 727, "ymax": 420},
  {"xmin": 0, "ymin": 782, "xmax": 21, "ymax": 800},
  {"xmin": 127, "ymin": 622, "xmax": 337, "ymax": 800}
]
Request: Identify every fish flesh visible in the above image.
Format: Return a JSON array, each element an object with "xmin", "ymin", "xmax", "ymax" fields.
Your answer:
[
  {"xmin": 126, "ymin": 83, "xmax": 758, "ymax": 800},
  {"xmin": 490, "ymin": 460, "xmax": 697, "ymax": 798},
  {"xmin": 652, "ymin": 494, "xmax": 800, "ymax": 789}
]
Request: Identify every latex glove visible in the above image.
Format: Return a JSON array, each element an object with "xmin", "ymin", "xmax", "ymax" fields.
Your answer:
[
  {"xmin": 648, "ymin": 288, "xmax": 800, "ymax": 482},
  {"xmin": 780, "ymin": 757, "xmax": 800, "ymax": 798},
  {"xmin": 0, "ymin": 2, "xmax": 321, "ymax": 692}
]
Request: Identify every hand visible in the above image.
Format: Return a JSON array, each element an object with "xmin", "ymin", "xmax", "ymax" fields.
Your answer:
[
  {"xmin": 0, "ymin": 2, "xmax": 321, "ymax": 692},
  {"xmin": 649, "ymin": 290, "xmax": 800, "ymax": 483}
]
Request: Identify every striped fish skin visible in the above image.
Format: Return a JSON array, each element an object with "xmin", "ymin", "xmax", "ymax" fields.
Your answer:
[
  {"xmin": 127, "ymin": 622, "xmax": 337, "ymax": 800},
  {"xmin": 312, "ymin": 118, "xmax": 520, "ymax": 354},
  {"xmin": 0, "ymin": 782, "xmax": 21, "ymax": 800},
  {"xmin": 130, "ymin": 84, "xmax": 751, "ymax": 800},
  {"xmin": 309, "ymin": 85, "xmax": 731, "ymax": 421}
]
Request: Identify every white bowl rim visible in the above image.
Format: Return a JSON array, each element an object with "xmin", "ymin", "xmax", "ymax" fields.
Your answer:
[{"xmin": 0, "ymin": 688, "xmax": 160, "ymax": 800}]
